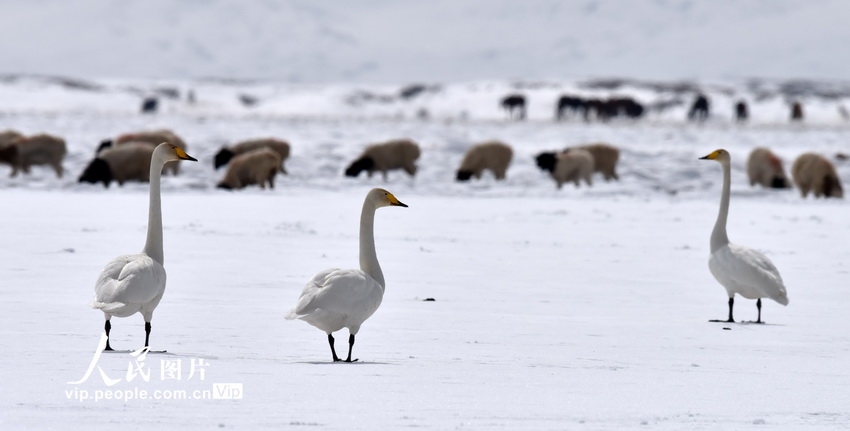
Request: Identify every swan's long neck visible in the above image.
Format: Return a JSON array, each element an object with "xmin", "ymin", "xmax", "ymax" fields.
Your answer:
[
  {"xmin": 710, "ymin": 161, "xmax": 731, "ymax": 252},
  {"xmin": 143, "ymin": 155, "xmax": 165, "ymax": 264},
  {"xmin": 359, "ymin": 199, "xmax": 385, "ymax": 288}
]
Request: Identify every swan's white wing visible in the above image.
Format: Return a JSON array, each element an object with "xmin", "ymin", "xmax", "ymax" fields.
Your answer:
[
  {"xmin": 94, "ymin": 253, "xmax": 166, "ymax": 305},
  {"xmin": 286, "ymin": 268, "xmax": 384, "ymax": 334},
  {"xmin": 710, "ymin": 244, "xmax": 788, "ymax": 302},
  {"xmin": 292, "ymin": 269, "xmax": 383, "ymax": 316}
]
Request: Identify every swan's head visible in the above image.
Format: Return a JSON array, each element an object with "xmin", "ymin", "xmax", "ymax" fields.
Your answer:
[
  {"xmin": 699, "ymin": 149, "xmax": 730, "ymax": 164},
  {"xmin": 369, "ymin": 188, "xmax": 408, "ymax": 208},
  {"xmin": 154, "ymin": 142, "xmax": 198, "ymax": 163}
]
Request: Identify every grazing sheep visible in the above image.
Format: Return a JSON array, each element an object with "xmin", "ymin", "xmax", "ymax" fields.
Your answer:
[
  {"xmin": 572, "ymin": 143, "xmax": 619, "ymax": 181},
  {"xmin": 114, "ymin": 129, "xmax": 188, "ymax": 175},
  {"xmin": 345, "ymin": 139, "xmax": 420, "ymax": 180},
  {"xmin": 78, "ymin": 142, "xmax": 154, "ymax": 187},
  {"xmin": 791, "ymin": 153, "xmax": 843, "ymax": 198},
  {"xmin": 216, "ymin": 148, "xmax": 282, "ymax": 190},
  {"xmin": 746, "ymin": 147, "xmax": 790, "ymax": 189},
  {"xmin": 549, "ymin": 149, "xmax": 594, "ymax": 189},
  {"xmin": 455, "ymin": 141, "xmax": 513, "ymax": 181},
  {"xmin": 214, "ymin": 138, "xmax": 291, "ymax": 173},
  {"xmin": 0, "ymin": 133, "xmax": 66, "ymax": 178},
  {"xmin": 536, "ymin": 143, "xmax": 620, "ymax": 182}
]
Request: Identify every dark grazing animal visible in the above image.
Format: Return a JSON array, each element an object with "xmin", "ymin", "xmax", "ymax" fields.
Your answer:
[
  {"xmin": 555, "ymin": 95, "xmax": 587, "ymax": 120},
  {"xmin": 500, "ymin": 94, "xmax": 527, "ymax": 120},
  {"xmin": 688, "ymin": 94, "xmax": 710, "ymax": 121},
  {"xmin": 141, "ymin": 97, "xmax": 158, "ymax": 114},
  {"xmin": 791, "ymin": 102, "xmax": 804, "ymax": 122},
  {"xmin": 735, "ymin": 100, "xmax": 749, "ymax": 122}
]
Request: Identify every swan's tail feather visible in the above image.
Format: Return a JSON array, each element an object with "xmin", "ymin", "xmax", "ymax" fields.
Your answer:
[
  {"xmin": 91, "ymin": 301, "xmax": 127, "ymax": 313},
  {"xmin": 284, "ymin": 309, "xmax": 300, "ymax": 320}
]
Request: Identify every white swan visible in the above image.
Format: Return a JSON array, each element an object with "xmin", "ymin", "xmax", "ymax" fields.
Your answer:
[
  {"xmin": 700, "ymin": 149, "xmax": 789, "ymax": 323},
  {"xmin": 285, "ymin": 188, "xmax": 408, "ymax": 362},
  {"xmin": 90, "ymin": 143, "xmax": 197, "ymax": 350}
]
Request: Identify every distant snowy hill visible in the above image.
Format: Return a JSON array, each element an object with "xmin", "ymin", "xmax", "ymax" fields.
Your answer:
[{"xmin": 0, "ymin": 0, "xmax": 849, "ymax": 83}]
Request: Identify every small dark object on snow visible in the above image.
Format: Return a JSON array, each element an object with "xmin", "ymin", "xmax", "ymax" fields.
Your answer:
[
  {"xmin": 423, "ymin": 298, "xmax": 436, "ymax": 302},
  {"xmin": 141, "ymin": 97, "xmax": 158, "ymax": 114}
]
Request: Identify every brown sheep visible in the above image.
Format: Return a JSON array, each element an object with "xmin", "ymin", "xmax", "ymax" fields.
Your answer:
[
  {"xmin": 791, "ymin": 153, "xmax": 843, "ymax": 198},
  {"xmin": 113, "ymin": 129, "xmax": 188, "ymax": 175},
  {"xmin": 456, "ymin": 141, "xmax": 513, "ymax": 181},
  {"xmin": 0, "ymin": 133, "xmax": 66, "ymax": 178},
  {"xmin": 552, "ymin": 149, "xmax": 594, "ymax": 189},
  {"xmin": 78, "ymin": 142, "xmax": 154, "ymax": 187},
  {"xmin": 747, "ymin": 147, "xmax": 790, "ymax": 189},
  {"xmin": 570, "ymin": 143, "xmax": 620, "ymax": 181},
  {"xmin": 217, "ymin": 148, "xmax": 282, "ymax": 190},
  {"xmin": 214, "ymin": 138, "xmax": 291, "ymax": 173},
  {"xmin": 345, "ymin": 139, "xmax": 420, "ymax": 181}
]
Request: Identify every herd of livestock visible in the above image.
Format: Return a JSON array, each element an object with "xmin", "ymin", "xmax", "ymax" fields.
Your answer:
[
  {"xmin": 0, "ymin": 127, "xmax": 843, "ymax": 198},
  {"xmin": 501, "ymin": 92, "xmax": 814, "ymax": 123}
]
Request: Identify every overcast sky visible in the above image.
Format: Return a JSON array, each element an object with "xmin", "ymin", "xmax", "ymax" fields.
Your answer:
[{"xmin": 0, "ymin": 0, "xmax": 847, "ymax": 83}]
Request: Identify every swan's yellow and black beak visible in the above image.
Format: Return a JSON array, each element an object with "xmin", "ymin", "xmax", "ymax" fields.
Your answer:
[
  {"xmin": 174, "ymin": 146, "xmax": 198, "ymax": 162},
  {"xmin": 700, "ymin": 150, "xmax": 721, "ymax": 160},
  {"xmin": 387, "ymin": 192, "xmax": 408, "ymax": 208}
]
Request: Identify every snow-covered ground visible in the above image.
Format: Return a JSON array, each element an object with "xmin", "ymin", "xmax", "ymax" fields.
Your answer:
[{"xmin": 1, "ymin": 78, "xmax": 849, "ymax": 429}]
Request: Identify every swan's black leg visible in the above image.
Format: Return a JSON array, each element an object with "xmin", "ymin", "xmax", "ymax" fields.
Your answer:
[
  {"xmin": 710, "ymin": 297, "xmax": 735, "ymax": 323},
  {"xmin": 144, "ymin": 322, "xmax": 151, "ymax": 348},
  {"xmin": 756, "ymin": 298, "xmax": 763, "ymax": 324},
  {"xmin": 727, "ymin": 297, "xmax": 735, "ymax": 322},
  {"xmin": 328, "ymin": 333, "xmax": 341, "ymax": 362},
  {"xmin": 104, "ymin": 320, "xmax": 114, "ymax": 351},
  {"xmin": 344, "ymin": 334, "xmax": 358, "ymax": 363}
]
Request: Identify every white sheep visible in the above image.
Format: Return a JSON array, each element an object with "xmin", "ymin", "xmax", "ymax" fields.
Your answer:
[
  {"xmin": 78, "ymin": 142, "xmax": 154, "ymax": 187},
  {"xmin": 214, "ymin": 138, "xmax": 291, "ymax": 173},
  {"xmin": 747, "ymin": 147, "xmax": 791, "ymax": 189},
  {"xmin": 552, "ymin": 149, "xmax": 594, "ymax": 189},
  {"xmin": 217, "ymin": 147, "xmax": 282, "ymax": 190},
  {"xmin": 0, "ymin": 133, "xmax": 67, "ymax": 178},
  {"xmin": 112, "ymin": 129, "xmax": 188, "ymax": 175},
  {"xmin": 574, "ymin": 143, "xmax": 620, "ymax": 181},
  {"xmin": 791, "ymin": 153, "xmax": 843, "ymax": 198},
  {"xmin": 455, "ymin": 141, "xmax": 513, "ymax": 181},
  {"xmin": 345, "ymin": 139, "xmax": 420, "ymax": 180}
]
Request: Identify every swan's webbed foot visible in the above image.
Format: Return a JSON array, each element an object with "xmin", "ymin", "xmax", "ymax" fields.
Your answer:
[{"xmin": 709, "ymin": 297, "xmax": 736, "ymax": 323}]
